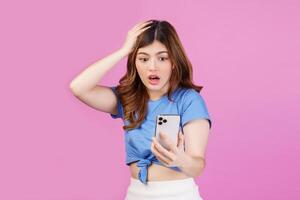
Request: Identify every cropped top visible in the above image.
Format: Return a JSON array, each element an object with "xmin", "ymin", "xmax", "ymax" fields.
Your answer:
[{"xmin": 110, "ymin": 86, "xmax": 212, "ymax": 185}]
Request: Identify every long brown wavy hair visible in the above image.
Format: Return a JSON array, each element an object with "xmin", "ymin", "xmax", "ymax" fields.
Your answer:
[{"xmin": 115, "ymin": 19, "xmax": 203, "ymax": 131}]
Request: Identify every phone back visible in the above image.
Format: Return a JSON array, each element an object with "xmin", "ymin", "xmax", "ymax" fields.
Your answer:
[{"xmin": 155, "ymin": 114, "xmax": 180, "ymax": 150}]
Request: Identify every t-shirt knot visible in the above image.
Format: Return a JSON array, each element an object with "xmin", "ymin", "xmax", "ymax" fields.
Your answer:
[{"xmin": 136, "ymin": 158, "xmax": 152, "ymax": 185}]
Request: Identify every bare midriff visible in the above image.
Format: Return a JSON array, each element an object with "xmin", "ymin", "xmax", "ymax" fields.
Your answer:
[{"xmin": 129, "ymin": 161, "xmax": 190, "ymax": 181}]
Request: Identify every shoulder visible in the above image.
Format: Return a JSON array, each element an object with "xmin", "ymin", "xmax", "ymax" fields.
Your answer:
[
  {"xmin": 174, "ymin": 87, "xmax": 209, "ymax": 113},
  {"xmin": 177, "ymin": 88, "xmax": 212, "ymax": 128},
  {"xmin": 174, "ymin": 87, "xmax": 202, "ymax": 102}
]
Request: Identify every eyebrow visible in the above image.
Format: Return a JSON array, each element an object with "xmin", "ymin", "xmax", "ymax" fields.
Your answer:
[{"xmin": 137, "ymin": 51, "xmax": 168, "ymax": 55}]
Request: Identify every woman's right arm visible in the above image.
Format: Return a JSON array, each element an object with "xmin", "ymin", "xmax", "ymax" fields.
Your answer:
[
  {"xmin": 69, "ymin": 20, "xmax": 152, "ymax": 115},
  {"xmin": 69, "ymin": 48, "xmax": 128, "ymax": 115}
]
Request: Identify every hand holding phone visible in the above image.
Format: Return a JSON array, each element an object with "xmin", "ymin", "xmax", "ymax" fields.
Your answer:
[{"xmin": 154, "ymin": 114, "xmax": 181, "ymax": 150}]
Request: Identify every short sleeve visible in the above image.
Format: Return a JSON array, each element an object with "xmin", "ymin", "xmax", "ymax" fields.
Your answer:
[
  {"xmin": 110, "ymin": 86, "xmax": 124, "ymax": 119},
  {"xmin": 181, "ymin": 89, "xmax": 212, "ymax": 129}
]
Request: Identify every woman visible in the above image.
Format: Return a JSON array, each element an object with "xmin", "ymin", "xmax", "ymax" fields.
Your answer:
[{"xmin": 70, "ymin": 19, "xmax": 212, "ymax": 200}]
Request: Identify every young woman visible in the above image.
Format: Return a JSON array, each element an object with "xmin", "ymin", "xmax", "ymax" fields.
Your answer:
[{"xmin": 70, "ymin": 20, "xmax": 212, "ymax": 200}]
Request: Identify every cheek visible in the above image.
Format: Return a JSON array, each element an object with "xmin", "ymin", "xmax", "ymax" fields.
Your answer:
[
  {"xmin": 161, "ymin": 68, "xmax": 173, "ymax": 79},
  {"xmin": 135, "ymin": 62, "xmax": 142, "ymax": 73},
  {"xmin": 135, "ymin": 65, "xmax": 146, "ymax": 79}
]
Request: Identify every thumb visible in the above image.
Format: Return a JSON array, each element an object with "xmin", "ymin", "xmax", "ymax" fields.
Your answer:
[{"xmin": 177, "ymin": 131, "xmax": 184, "ymax": 148}]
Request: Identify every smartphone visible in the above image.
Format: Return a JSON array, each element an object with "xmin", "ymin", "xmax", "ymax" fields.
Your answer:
[{"xmin": 154, "ymin": 114, "xmax": 181, "ymax": 150}]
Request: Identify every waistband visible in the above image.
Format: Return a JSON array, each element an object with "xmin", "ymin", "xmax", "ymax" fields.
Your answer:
[{"xmin": 129, "ymin": 177, "xmax": 197, "ymax": 190}]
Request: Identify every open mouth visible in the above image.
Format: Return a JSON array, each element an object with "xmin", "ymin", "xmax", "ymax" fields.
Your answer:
[
  {"xmin": 148, "ymin": 75, "xmax": 160, "ymax": 80},
  {"xmin": 148, "ymin": 75, "xmax": 160, "ymax": 85}
]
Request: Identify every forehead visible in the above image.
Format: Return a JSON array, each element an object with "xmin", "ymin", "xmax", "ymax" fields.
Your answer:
[{"xmin": 137, "ymin": 40, "xmax": 168, "ymax": 55}]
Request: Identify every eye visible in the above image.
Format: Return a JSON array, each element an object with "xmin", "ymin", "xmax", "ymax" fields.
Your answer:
[
  {"xmin": 159, "ymin": 57, "xmax": 168, "ymax": 61},
  {"xmin": 138, "ymin": 57, "xmax": 148, "ymax": 62}
]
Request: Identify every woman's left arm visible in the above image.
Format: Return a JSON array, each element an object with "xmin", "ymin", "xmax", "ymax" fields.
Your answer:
[
  {"xmin": 179, "ymin": 119, "xmax": 210, "ymax": 177},
  {"xmin": 151, "ymin": 118, "xmax": 210, "ymax": 178}
]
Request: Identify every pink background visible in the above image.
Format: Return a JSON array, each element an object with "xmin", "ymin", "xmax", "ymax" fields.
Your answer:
[{"xmin": 0, "ymin": 0, "xmax": 299, "ymax": 199}]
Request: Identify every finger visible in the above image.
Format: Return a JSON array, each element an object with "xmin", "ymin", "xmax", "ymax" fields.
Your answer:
[
  {"xmin": 151, "ymin": 141, "xmax": 173, "ymax": 165},
  {"xmin": 159, "ymin": 132, "xmax": 172, "ymax": 143},
  {"xmin": 135, "ymin": 25, "xmax": 151, "ymax": 34},
  {"xmin": 134, "ymin": 21, "xmax": 147, "ymax": 28},
  {"xmin": 177, "ymin": 133, "xmax": 182, "ymax": 147},
  {"xmin": 159, "ymin": 132, "xmax": 177, "ymax": 152},
  {"xmin": 138, "ymin": 20, "xmax": 153, "ymax": 26},
  {"xmin": 130, "ymin": 21, "xmax": 149, "ymax": 33},
  {"xmin": 178, "ymin": 133, "xmax": 184, "ymax": 149},
  {"xmin": 151, "ymin": 142, "xmax": 169, "ymax": 163},
  {"xmin": 177, "ymin": 131, "xmax": 182, "ymax": 146},
  {"xmin": 131, "ymin": 25, "xmax": 151, "ymax": 37},
  {"xmin": 135, "ymin": 20, "xmax": 153, "ymax": 30},
  {"xmin": 153, "ymin": 138, "xmax": 176, "ymax": 161}
]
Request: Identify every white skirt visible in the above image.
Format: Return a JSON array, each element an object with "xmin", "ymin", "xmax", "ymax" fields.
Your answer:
[{"xmin": 125, "ymin": 177, "xmax": 204, "ymax": 200}]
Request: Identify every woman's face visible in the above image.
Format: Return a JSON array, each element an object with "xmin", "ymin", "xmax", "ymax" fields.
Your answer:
[{"xmin": 135, "ymin": 40, "xmax": 173, "ymax": 99}]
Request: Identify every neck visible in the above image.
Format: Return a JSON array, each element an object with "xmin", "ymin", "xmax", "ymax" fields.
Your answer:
[{"xmin": 148, "ymin": 83, "xmax": 169, "ymax": 100}]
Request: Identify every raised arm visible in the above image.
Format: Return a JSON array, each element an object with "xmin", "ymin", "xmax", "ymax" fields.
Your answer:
[
  {"xmin": 69, "ymin": 20, "xmax": 152, "ymax": 115},
  {"xmin": 69, "ymin": 48, "xmax": 128, "ymax": 114}
]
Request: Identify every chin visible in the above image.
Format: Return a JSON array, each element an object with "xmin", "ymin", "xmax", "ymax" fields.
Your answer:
[
  {"xmin": 148, "ymin": 83, "xmax": 168, "ymax": 91},
  {"xmin": 146, "ymin": 85, "xmax": 160, "ymax": 90}
]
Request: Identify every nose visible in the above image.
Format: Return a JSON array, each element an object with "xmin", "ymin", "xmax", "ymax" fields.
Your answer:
[{"xmin": 148, "ymin": 58, "xmax": 157, "ymax": 71}]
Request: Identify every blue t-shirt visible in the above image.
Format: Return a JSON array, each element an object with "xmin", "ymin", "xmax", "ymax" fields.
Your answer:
[{"xmin": 110, "ymin": 86, "xmax": 212, "ymax": 185}]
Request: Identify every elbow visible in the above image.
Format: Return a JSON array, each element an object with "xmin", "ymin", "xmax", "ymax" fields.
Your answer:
[
  {"xmin": 69, "ymin": 82, "xmax": 81, "ymax": 96},
  {"xmin": 69, "ymin": 82, "xmax": 76, "ymax": 93},
  {"xmin": 193, "ymin": 156, "xmax": 206, "ymax": 178},
  {"xmin": 191, "ymin": 165, "xmax": 205, "ymax": 178},
  {"xmin": 195, "ymin": 164, "xmax": 206, "ymax": 177},
  {"xmin": 69, "ymin": 81, "xmax": 75, "ymax": 90}
]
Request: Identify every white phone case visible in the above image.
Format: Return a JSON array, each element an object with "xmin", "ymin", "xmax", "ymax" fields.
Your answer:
[{"xmin": 155, "ymin": 114, "xmax": 181, "ymax": 150}]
